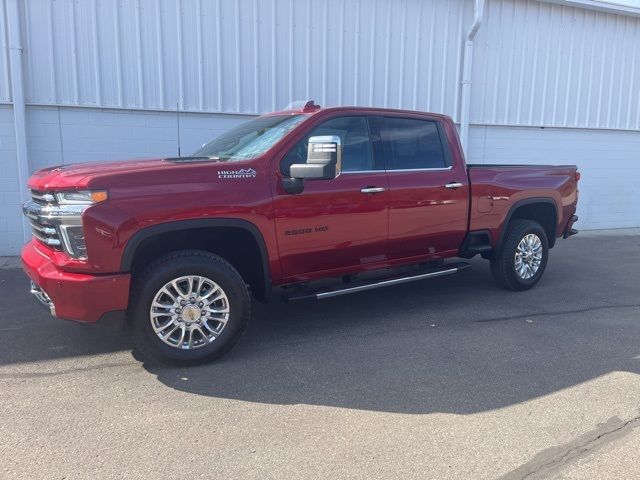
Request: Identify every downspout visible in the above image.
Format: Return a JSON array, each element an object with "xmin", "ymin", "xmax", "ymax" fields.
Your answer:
[
  {"xmin": 459, "ymin": 0, "xmax": 485, "ymax": 156},
  {"xmin": 7, "ymin": 0, "xmax": 30, "ymax": 242}
]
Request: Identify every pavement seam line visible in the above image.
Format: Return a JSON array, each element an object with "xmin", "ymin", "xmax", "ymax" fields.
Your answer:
[
  {"xmin": 0, "ymin": 361, "xmax": 136, "ymax": 380},
  {"xmin": 498, "ymin": 413, "xmax": 640, "ymax": 480},
  {"xmin": 475, "ymin": 303, "xmax": 640, "ymax": 323}
]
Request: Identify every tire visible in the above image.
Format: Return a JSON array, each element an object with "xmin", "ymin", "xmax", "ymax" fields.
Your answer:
[
  {"xmin": 129, "ymin": 250, "xmax": 250, "ymax": 365},
  {"xmin": 490, "ymin": 219, "xmax": 549, "ymax": 291}
]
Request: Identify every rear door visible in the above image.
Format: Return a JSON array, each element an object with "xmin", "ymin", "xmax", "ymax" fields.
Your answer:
[
  {"xmin": 272, "ymin": 115, "xmax": 389, "ymax": 279},
  {"xmin": 378, "ymin": 115, "xmax": 469, "ymax": 260}
]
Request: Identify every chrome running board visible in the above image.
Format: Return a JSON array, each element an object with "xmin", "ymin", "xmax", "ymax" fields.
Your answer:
[{"xmin": 284, "ymin": 262, "xmax": 471, "ymax": 302}]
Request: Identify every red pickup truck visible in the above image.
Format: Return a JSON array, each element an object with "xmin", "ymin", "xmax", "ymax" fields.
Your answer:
[{"xmin": 22, "ymin": 103, "xmax": 579, "ymax": 364}]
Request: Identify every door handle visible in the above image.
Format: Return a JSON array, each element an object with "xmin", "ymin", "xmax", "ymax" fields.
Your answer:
[
  {"xmin": 360, "ymin": 187, "xmax": 386, "ymax": 194},
  {"xmin": 444, "ymin": 182, "xmax": 463, "ymax": 190}
]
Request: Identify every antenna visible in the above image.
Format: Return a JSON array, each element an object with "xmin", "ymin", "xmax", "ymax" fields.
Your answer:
[{"xmin": 176, "ymin": 102, "xmax": 181, "ymax": 157}]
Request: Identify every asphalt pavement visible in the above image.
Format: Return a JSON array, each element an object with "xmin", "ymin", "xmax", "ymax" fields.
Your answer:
[{"xmin": 1, "ymin": 229, "xmax": 639, "ymax": 479}]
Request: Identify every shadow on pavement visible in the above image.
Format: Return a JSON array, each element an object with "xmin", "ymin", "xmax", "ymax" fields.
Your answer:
[
  {"xmin": 0, "ymin": 270, "xmax": 132, "ymax": 364},
  {"xmin": 2, "ymin": 233, "xmax": 639, "ymax": 414}
]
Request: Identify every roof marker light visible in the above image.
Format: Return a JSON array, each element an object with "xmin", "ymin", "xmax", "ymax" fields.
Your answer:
[{"xmin": 302, "ymin": 100, "xmax": 321, "ymax": 112}]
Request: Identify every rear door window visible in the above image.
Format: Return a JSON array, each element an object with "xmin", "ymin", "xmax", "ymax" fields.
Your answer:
[{"xmin": 379, "ymin": 117, "xmax": 448, "ymax": 170}]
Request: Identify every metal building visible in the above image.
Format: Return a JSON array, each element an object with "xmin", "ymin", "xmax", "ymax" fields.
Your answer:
[{"xmin": 1, "ymin": 0, "xmax": 639, "ymax": 255}]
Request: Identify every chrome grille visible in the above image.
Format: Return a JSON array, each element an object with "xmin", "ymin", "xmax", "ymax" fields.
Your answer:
[
  {"xmin": 29, "ymin": 189, "xmax": 56, "ymax": 204},
  {"xmin": 24, "ymin": 190, "xmax": 63, "ymax": 249}
]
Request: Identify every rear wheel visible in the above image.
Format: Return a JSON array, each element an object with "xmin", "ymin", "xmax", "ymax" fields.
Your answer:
[
  {"xmin": 490, "ymin": 219, "xmax": 549, "ymax": 291},
  {"xmin": 129, "ymin": 250, "xmax": 250, "ymax": 365}
]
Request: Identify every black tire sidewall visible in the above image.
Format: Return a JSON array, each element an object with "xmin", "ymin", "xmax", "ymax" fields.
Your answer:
[
  {"xmin": 504, "ymin": 221, "xmax": 549, "ymax": 289},
  {"xmin": 130, "ymin": 252, "xmax": 250, "ymax": 364}
]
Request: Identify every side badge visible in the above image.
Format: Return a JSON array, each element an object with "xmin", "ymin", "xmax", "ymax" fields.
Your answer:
[{"xmin": 218, "ymin": 168, "xmax": 257, "ymax": 179}]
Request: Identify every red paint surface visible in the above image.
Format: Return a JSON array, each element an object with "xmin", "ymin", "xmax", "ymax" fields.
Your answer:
[
  {"xmin": 23, "ymin": 106, "xmax": 578, "ymax": 321},
  {"xmin": 21, "ymin": 240, "xmax": 130, "ymax": 322}
]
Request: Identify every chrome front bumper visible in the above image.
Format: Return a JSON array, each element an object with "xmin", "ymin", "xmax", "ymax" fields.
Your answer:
[{"xmin": 30, "ymin": 281, "xmax": 57, "ymax": 317}]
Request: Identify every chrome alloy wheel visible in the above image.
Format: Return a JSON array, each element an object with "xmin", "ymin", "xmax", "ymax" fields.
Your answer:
[
  {"xmin": 514, "ymin": 233, "xmax": 543, "ymax": 280},
  {"xmin": 149, "ymin": 275, "xmax": 230, "ymax": 350}
]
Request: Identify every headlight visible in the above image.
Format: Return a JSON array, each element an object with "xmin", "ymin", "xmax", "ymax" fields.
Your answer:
[
  {"xmin": 54, "ymin": 190, "xmax": 108, "ymax": 259},
  {"xmin": 55, "ymin": 190, "xmax": 108, "ymax": 205}
]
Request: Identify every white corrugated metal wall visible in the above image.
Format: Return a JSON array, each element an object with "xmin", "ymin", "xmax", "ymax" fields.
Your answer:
[
  {"xmin": 472, "ymin": 0, "xmax": 640, "ymax": 130},
  {"xmin": 0, "ymin": 0, "xmax": 639, "ymax": 255},
  {"xmin": 4, "ymin": 0, "xmax": 638, "ymax": 127},
  {"xmin": 8, "ymin": 0, "xmax": 471, "ymax": 117}
]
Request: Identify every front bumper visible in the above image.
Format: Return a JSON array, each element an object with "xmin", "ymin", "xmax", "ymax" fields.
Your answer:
[{"xmin": 21, "ymin": 240, "xmax": 131, "ymax": 323}]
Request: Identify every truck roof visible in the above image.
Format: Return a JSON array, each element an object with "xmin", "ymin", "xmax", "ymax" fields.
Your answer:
[{"xmin": 264, "ymin": 102, "xmax": 454, "ymax": 123}]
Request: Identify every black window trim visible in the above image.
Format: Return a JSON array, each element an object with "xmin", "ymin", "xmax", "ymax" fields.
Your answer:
[
  {"xmin": 341, "ymin": 115, "xmax": 386, "ymax": 174},
  {"xmin": 436, "ymin": 120, "xmax": 454, "ymax": 168}
]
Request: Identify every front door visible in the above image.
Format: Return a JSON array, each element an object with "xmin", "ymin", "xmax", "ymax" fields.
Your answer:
[
  {"xmin": 273, "ymin": 115, "xmax": 389, "ymax": 279},
  {"xmin": 378, "ymin": 115, "xmax": 469, "ymax": 260}
]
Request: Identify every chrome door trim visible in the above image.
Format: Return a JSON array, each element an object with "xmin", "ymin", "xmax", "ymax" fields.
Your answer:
[{"xmin": 386, "ymin": 166, "xmax": 454, "ymax": 173}]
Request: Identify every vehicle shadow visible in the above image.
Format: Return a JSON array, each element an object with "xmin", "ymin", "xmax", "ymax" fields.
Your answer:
[
  {"xmin": 0, "ymin": 269, "xmax": 132, "ymax": 365},
  {"xmin": 2, "ymin": 234, "xmax": 639, "ymax": 415},
  {"xmin": 142, "ymin": 236, "xmax": 640, "ymax": 415}
]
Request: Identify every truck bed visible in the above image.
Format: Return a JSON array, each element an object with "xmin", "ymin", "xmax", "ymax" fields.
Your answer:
[{"xmin": 466, "ymin": 163, "xmax": 579, "ymax": 247}]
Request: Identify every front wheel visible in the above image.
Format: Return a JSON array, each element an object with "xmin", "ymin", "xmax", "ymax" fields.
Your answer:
[
  {"xmin": 129, "ymin": 250, "xmax": 250, "ymax": 365},
  {"xmin": 490, "ymin": 219, "xmax": 549, "ymax": 291}
]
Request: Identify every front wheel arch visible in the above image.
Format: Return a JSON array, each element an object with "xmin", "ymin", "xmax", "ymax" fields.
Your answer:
[{"xmin": 120, "ymin": 218, "xmax": 272, "ymax": 302}]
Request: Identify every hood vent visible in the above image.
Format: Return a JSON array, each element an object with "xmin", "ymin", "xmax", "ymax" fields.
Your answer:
[{"xmin": 163, "ymin": 156, "xmax": 213, "ymax": 163}]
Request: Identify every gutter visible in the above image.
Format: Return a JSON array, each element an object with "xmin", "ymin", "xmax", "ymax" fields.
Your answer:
[
  {"xmin": 459, "ymin": 0, "xmax": 485, "ymax": 156},
  {"xmin": 537, "ymin": 0, "xmax": 640, "ymax": 17},
  {"xmin": 7, "ymin": 0, "xmax": 30, "ymax": 242}
]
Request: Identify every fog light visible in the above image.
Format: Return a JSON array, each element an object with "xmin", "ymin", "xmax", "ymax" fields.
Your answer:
[{"xmin": 59, "ymin": 225, "xmax": 87, "ymax": 258}]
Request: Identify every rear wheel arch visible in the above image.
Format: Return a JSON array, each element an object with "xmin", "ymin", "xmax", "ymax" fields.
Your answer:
[
  {"xmin": 121, "ymin": 219, "xmax": 271, "ymax": 302},
  {"xmin": 497, "ymin": 198, "xmax": 558, "ymax": 252}
]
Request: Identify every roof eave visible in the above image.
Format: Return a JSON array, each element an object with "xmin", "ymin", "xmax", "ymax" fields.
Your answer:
[{"xmin": 537, "ymin": 0, "xmax": 640, "ymax": 17}]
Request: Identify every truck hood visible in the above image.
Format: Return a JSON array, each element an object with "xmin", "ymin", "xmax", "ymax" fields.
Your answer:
[{"xmin": 27, "ymin": 158, "xmax": 179, "ymax": 191}]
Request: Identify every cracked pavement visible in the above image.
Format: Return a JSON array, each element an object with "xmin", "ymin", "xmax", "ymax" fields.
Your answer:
[{"xmin": 1, "ymin": 230, "xmax": 639, "ymax": 479}]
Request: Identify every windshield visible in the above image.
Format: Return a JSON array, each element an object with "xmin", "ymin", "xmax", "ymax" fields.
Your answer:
[{"xmin": 192, "ymin": 114, "xmax": 307, "ymax": 161}]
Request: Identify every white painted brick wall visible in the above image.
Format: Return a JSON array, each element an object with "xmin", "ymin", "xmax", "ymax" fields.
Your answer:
[
  {"xmin": 0, "ymin": 105, "xmax": 248, "ymax": 255},
  {"xmin": 468, "ymin": 125, "xmax": 640, "ymax": 230},
  {"xmin": 0, "ymin": 106, "xmax": 24, "ymax": 256},
  {"xmin": 0, "ymin": 105, "xmax": 638, "ymax": 255}
]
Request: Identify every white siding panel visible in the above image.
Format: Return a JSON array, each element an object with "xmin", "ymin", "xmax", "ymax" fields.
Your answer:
[
  {"xmin": 471, "ymin": 0, "xmax": 640, "ymax": 130},
  {"xmin": 16, "ymin": 0, "xmax": 640, "ymax": 129},
  {"xmin": 20, "ymin": 0, "xmax": 471, "ymax": 120}
]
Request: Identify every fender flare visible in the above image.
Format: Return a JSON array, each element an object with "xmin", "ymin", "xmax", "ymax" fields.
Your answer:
[
  {"xmin": 120, "ymin": 218, "xmax": 271, "ymax": 301},
  {"xmin": 496, "ymin": 197, "xmax": 559, "ymax": 252}
]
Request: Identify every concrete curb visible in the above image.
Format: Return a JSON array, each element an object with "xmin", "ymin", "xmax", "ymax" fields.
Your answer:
[
  {"xmin": 578, "ymin": 227, "xmax": 640, "ymax": 237},
  {"xmin": 1, "ymin": 228, "xmax": 638, "ymax": 270},
  {"xmin": 0, "ymin": 257, "xmax": 22, "ymax": 269}
]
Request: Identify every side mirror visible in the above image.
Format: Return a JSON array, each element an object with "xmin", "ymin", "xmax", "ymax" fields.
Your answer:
[{"xmin": 290, "ymin": 136, "xmax": 342, "ymax": 180}]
